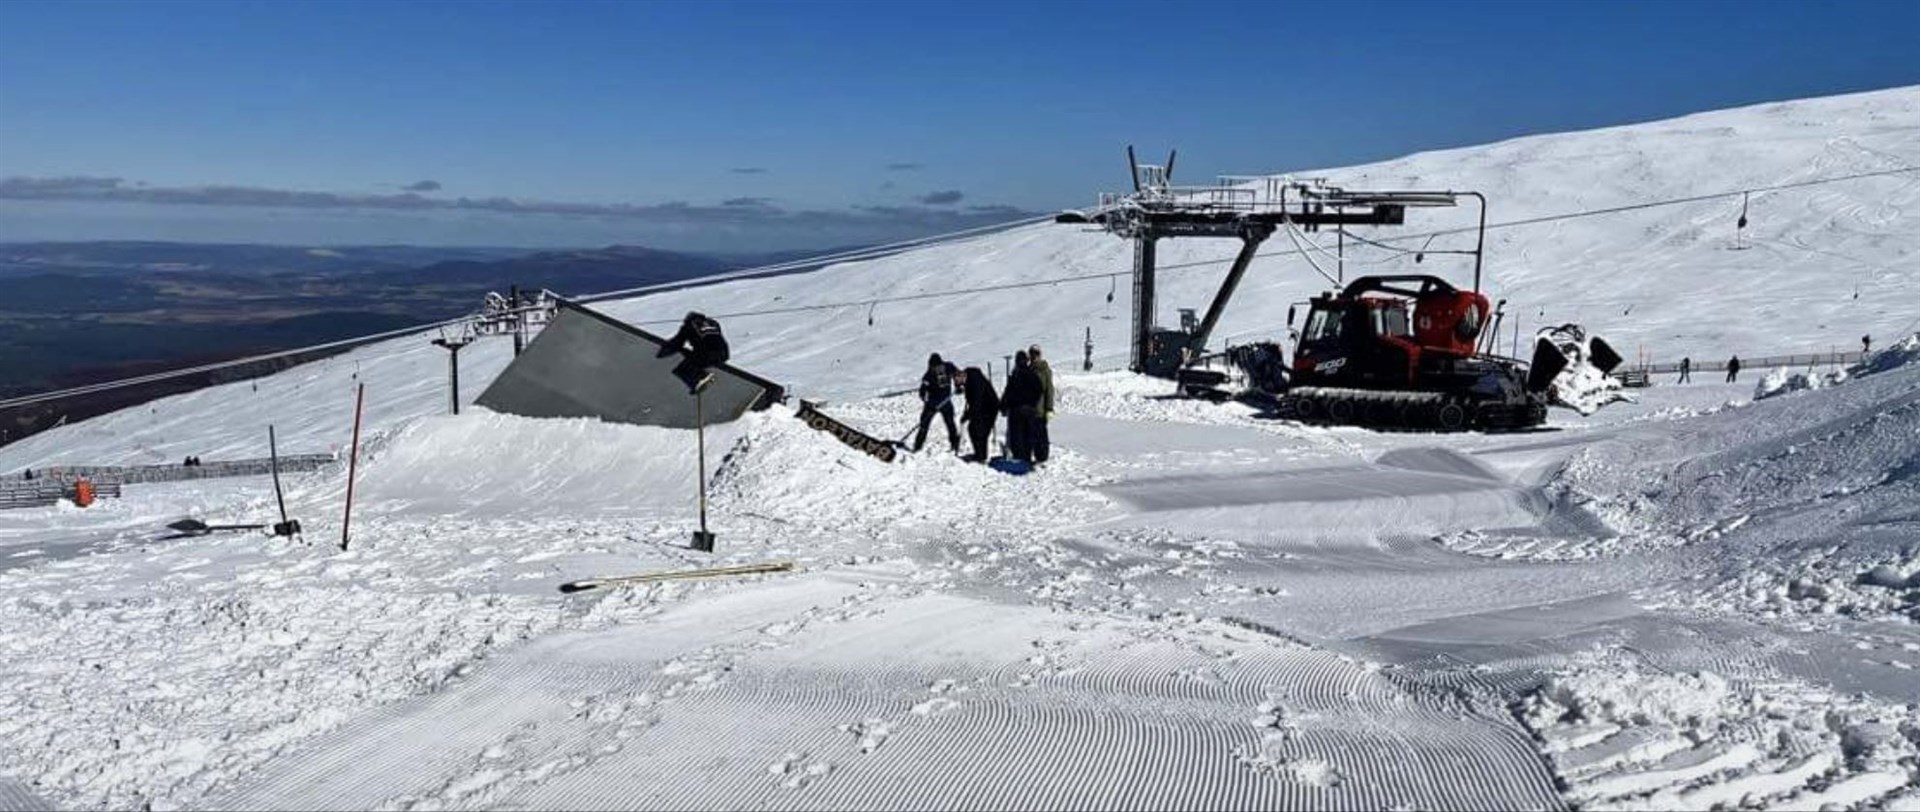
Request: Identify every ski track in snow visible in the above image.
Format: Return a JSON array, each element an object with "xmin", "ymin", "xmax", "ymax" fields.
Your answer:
[{"xmin": 7, "ymin": 87, "xmax": 1920, "ymax": 810}]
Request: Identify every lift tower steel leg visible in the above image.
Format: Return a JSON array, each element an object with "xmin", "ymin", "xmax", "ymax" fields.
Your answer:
[
  {"xmin": 431, "ymin": 336, "xmax": 471, "ymax": 415},
  {"xmin": 1130, "ymin": 235, "xmax": 1158, "ymax": 374},
  {"xmin": 1188, "ymin": 224, "xmax": 1276, "ymax": 358}
]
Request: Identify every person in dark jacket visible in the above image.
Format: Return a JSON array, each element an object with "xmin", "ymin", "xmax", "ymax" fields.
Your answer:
[
  {"xmin": 913, "ymin": 353, "xmax": 961, "ymax": 453},
  {"xmin": 1725, "ymin": 355, "xmax": 1741, "ymax": 383},
  {"xmin": 1678, "ymin": 356, "xmax": 1691, "ymax": 384},
  {"xmin": 1001, "ymin": 351, "xmax": 1044, "ymax": 464},
  {"xmin": 956, "ymin": 366, "xmax": 1000, "ymax": 463},
  {"xmin": 656, "ymin": 312, "xmax": 730, "ymax": 395}
]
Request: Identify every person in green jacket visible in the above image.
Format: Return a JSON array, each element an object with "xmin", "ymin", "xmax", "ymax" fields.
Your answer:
[{"xmin": 1028, "ymin": 344, "xmax": 1054, "ymax": 464}]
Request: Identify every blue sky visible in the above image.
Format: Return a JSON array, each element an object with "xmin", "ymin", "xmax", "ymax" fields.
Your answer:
[{"xmin": 3, "ymin": 0, "xmax": 1918, "ymax": 251}]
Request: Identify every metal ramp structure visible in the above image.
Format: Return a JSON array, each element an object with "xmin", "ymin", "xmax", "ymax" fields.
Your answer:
[{"xmin": 476, "ymin": 299, "xmax": 785, "ymax": 430}]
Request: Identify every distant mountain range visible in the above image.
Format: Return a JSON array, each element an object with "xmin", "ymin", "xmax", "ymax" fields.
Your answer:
[
  {"xmin": 0, "ymin": 240, "xmax": 867, "ymax": 442},
  {"xmin": 392, "ymin": 244, "xmax": 734, "ymax": 295},
  {"xmin": 0, "ymin": 241, "xmax": 531, "ymax": 278}
]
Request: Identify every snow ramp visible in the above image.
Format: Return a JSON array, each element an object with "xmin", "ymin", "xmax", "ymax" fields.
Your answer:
[
  {"xmin": 296, "ymin": 412, "xmax": 751, "ymax": 521},
  {"xmin": 286, "ymin": 405, "xmax": 912, "ymax": 526}
]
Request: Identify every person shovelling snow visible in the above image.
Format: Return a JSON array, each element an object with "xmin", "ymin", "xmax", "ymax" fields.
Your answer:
[
  {"xmin": 912, "ymin": 353, "xmax": 961, "ymax": 453},
  {"xmin": 656, "ymin": 311, "xmax": 730, "ymax": 395}
]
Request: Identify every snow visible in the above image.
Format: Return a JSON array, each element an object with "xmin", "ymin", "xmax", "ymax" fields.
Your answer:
[{"xmin": 6, "ymin": 85, "xmax": 1920, "ymax": 810}]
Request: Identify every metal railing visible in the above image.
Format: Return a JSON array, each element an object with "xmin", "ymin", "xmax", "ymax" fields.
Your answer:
[
  {"xmin": 1, "ymin": 453, "xmax": 335, "ymax": 510},
  {"xmin": 1636, "ymin": 350, "xmax": 1867, "ymax": 375}
]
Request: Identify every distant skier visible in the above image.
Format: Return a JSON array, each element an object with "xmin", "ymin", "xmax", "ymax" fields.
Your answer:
[
  {"xmin": 1001, "ymin": 351, "xmax": 1045, "ymax": 464},
  {"xmin": 912, "ymin": 353, "xmax": 960, "ymax": 454},
  {"xmin": 656, "ymin": 312, "xmax": 730, "ymax": 395},
  {"xmin": 956, "ymin": 366, "xmax": 1000, "ymax": 463},
  {"xmin": 1028, "ymin": 345, "xmax": 1055, "ymax": 464},
  {"xmin": 1863, "ymin": 334, "xmax": 1873, "ymax": 355},
  {"xmin": 1725, "ymin": 355, "xmax": 1741, "ymax": 383},
  {"xmin": 1677, "ymin": 356, "xmax": 1691, "ymax": 384}
]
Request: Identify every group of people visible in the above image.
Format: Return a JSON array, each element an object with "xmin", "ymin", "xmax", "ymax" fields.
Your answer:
[
  {"xmin": 655, "ymin": 310, "xmax": 1060, "ymax": 465},
  {"xmin": 913, "ymin": 346, "xmax": 1055, "ymax": 466},
  {"xmin": 1675, "ymin": 355, "xmax": 1743, "ymax": 384}
]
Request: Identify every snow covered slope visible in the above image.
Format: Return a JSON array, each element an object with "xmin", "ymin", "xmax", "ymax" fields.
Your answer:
[
  {"xmin": 6, "ymin": 85, "xmax": 1920, "ymax": 470},
  {"xmin": 6, "ymin": 85, "xmax": 1920, "ymax": 812}
]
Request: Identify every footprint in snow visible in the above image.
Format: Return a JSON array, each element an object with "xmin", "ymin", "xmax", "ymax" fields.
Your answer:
[
  {"xmin": 836, "ymin": 718, "xmax": 891, "ymax": 754},
  {"xmin": 911, "ymin": 697, "xmax": 960, "ymax": 717},
  {"xmin": 768, "ymin": 751, "xmax": 833, "ymax": 789}
]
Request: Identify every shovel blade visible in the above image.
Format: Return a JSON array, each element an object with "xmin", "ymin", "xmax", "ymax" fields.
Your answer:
[
  {"xmin": 1526, "ymin": 337, "xmax": 1570, "ymax": 393},
  {"xmin": 1588, "ymin": 336, "xmax": 1624, "ymax": 374}
]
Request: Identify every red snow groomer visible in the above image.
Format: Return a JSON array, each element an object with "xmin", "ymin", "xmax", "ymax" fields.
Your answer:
[{"xmin": 1272, "ymin": 274, "xmax": 1617, "ymax": 431}]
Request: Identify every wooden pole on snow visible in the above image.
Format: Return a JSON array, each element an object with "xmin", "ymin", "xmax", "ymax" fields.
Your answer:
[{"xmin": 341, "ymin": 383, "xmax": 364, "ymax": 551}]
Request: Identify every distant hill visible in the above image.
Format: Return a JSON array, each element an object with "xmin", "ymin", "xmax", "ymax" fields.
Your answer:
[
  {"xmin": 391, "ymin": 244, "xmax": 735, "ymax": 296},
  {"xmin": 0, "ymin": 241, "xmax": 529, "ymax": 278},
  {"xmin": 0, "ymin": 238, "xmax": 863, "ymax": 445}
]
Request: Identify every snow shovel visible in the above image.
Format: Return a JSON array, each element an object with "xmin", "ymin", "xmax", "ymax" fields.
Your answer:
[
  {"xmin": 267, "ymin": 424, "xmax": 302, "ymax": 538},
  {"xmin": 164, "ymin": 518, "xmax": 269, "ymax": 539},
  {"xmin": 888, "ymin": 424, "xmax": 919, "ymax": 452},
  {"xmin": 559, "ymin": 561, "xmax": 795, "ymax": 593}
]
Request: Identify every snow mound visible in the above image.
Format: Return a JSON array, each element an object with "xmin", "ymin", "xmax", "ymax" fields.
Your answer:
[
  {"xmin": 1522, "ymin": 661, "xmax": 1920, "ymax": 810},
  {"xmin": 1553, "ymin": 358, "xmax": 1920, "ymax": 539},
  {"xmin": 318, "ymin": 410, "xmax": 739, "ymax": 520},
  {"xmin": 1676, "ymin": 548, "xmax": 1920, "ymax": 625},
  {"xmin": 708, "ymin": 406, "xmax": 1109, "ymax": 543},
  {"xmin": 1855, "ymin": 333, "xmax": 1920, "ymax": 378},
  {"xmin": 1755, "ymin": 332, "xmax": 1920, "ymax": 400},
  {"xmin": 1753, "ymin": 366, "xmax": 1846, "ymax": 400}
]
